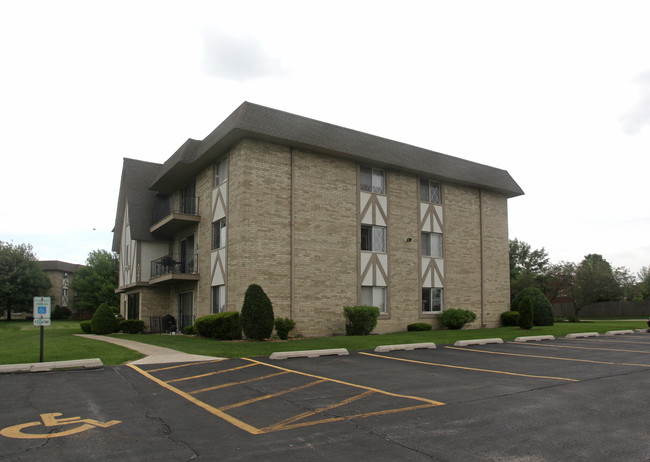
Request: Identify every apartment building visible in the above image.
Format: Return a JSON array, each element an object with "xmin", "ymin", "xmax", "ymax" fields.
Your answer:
[{"xmin": 112, "ymin": 102, "xmax": 523, "ymax": 336}]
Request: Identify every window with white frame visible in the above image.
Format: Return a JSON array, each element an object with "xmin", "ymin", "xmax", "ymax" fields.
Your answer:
[
  {"xmin": 212, "ymin": 285, "xmax": 226, "ymax": 313},
  {"xmin": 360, "ymin": 166, "xmax": 385, "ymax": 194},
  {"xmin": 361, "ymin": 286, "xmax": 387, "ymax": 313},
  {"xmin": 422, "ymin": 288, "xmax": 443, "ymax": 312},
  {"xmin": 361, "ymin": 225, "xmax": 386, "ymax": 252},
  {"xmin": 212, "ymin": 218, "xmax": 226, "ymax": 250},
  {"xmin": 420, "ymin": 178, "xmax": 441, "ymax": 204},
  {"xmin": 214, "ymin": 156, "xmax": 228, "ymax": 187},
  {"xmin": 421, "ymin": 232, "xmax": 443, "ymax": 258}
]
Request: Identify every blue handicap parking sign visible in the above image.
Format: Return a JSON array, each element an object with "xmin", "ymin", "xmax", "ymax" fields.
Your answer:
[{"xmin": 38, "ymin": 306, "xmax": 47, "ymax": 315}]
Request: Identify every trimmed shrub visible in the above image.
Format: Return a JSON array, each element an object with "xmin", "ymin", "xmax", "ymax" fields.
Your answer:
[
  {"xmin": 80, "ymin": 320, "xmax": 92, "ymax": 334},
  {"xmin": 407, "ymin": 322, "xmax": 432, "ymax": 332},
  {"xmin": 440, "ymin": 308, "xmax": 477, "ymax": 330},
  {"xmin": 240, "ymin": 284, "xmax": 275, "ymax": 341},
  {"xmin": 195, "ymin": 312, "xmax": 242, "ymax": 340},
  {"xmin": 501, "ymin": 311, "xmax": 520, "ymax": 327},
  {"xmin": 183, "ymin": 325, "xmax": 195, "ymax": 335},
  {"xmin": 511, "ymin": 287, "xmax": 554, "ymax": 326},
  {"xmin": 90, "ymin": 303, "xmax": 119, "ymax": 335},
  {"xmin": 118, "ymin": 319, "xmax": 145, "ymax": 334},
  {"xmin": 518, "ymin": 296, "xmax": 534, "ymax": 330},
  {"xmin": 343, "ymin": 306, "xmax": 379, "ymax": 336},
  {"xmin": 274, "ymin": 317, "xmax": 296, "ymax": 340},
  {"xmin": 52, "ymin": 305, "xmax": 71, "ymax": 320}
]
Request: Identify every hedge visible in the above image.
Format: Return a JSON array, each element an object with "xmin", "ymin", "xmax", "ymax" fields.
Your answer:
[
  {"xmin": 119, "ymin": 319, "xmax": 145, "ymax": 334},
  {"xmin": 439, "ymin": 308, "xmax": 477, "ymax": 330},
  {"xmin": 194, "ymin": 312, "xmax": 242, "ymax": 340},
  {"xmin": 343, "ymin": 306, "xmax": 379, "ymax": 335},
  {"xmin": 407, "ymin": 322, "xmax": 432, "ymax": 332}
]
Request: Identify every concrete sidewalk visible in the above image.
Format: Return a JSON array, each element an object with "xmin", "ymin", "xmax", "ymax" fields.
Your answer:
[{"xmin": 75, "ymin": 334, "xmax": 223, "ymax": 365}]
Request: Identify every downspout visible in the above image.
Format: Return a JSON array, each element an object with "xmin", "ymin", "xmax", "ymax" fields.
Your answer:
[
  {"xmin": 478, "ymin": 188, "xmax": 485, "ymax": 327},
  {"xmin": 290, "ymin": 148, "xmax": 295, "ymax": 319}
]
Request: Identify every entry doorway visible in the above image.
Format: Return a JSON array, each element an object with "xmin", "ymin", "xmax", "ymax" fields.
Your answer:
[{"xmin": 178, "ymin": 291, "xmax": 194, "ymax": 331}]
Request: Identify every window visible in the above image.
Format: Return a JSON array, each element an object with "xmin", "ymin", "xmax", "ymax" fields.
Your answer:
[
  {"xmin": 422, "ymin": 288, "xmax": 443, "ymax": 312},
  {"xmin": 421, "ymin": 232, "xmax": 443, "ymax": 257},
  {"xmin": 361, "ymin": 286, "xmax": 386, "ymax": 313},
  {"xmin": 62, "ymin": 288, "xmax": 68, "ymax": 298},
  {"xmin": 360, "ymin": 167, "xmax": 385, "ymax": 194},
  {"xmin": 212, "ymin": 218, "xmax": 227, "ymax": 250},
  {"xmin": 127, "ymin": 293, "xmax": 140, "ymax": 319},
  {"xmin": 420, "ymin": 179, "xmax": 441, "ymax": 204},
  {"xmin": 361, "ymin": 225, "xmax": 386, "ymax": 252},
  {"xmin": 212, "ymin": 285, "xmax": 226, "ymax": 313},
  {"xmin": 181, "ymin": 181, "xmax": 196, "ymax": 214},
  {"xmin": 214, "ymin": 156, "xmax": 228, "ymax": 187}
]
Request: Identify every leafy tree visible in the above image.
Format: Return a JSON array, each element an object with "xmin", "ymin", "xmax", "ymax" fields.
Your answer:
[
  {"xmin": 545, "ymin": 261, "xmax": 576, "ymax": 303},
  {"xmin": 571, "ymin": 254, "xmax": 621, "ymax": 318},
  {"xmin": 240, "ymin": 284, "xmax": 274, "ymax": 340},
  {"xmin": 71, "ymin": 250, "xmax": 119, "ymax": 313},
  {"xmin": 639, "ymin": 266, "xmax": 650, "ymax": 300},
  {"xmin": 613, "ymin": 266, "xmax": 639, "ymax": 300},
  {"xmin": 509, "ymin": 239, "xmax": 550, "ymax": 300},
  {"xmin": 0, "ymin": 242, "xmax": 51, "ymax": 321}
]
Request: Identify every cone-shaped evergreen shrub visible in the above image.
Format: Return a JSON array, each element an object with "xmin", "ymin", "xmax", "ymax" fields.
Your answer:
[
  {"xmin": 518, "ymin": 296, "xmax": 534, "ymax": 330},
  {"xmin": 90, "ymin": 303, "xmax": 119, "ymax": 335},
  {"xmin": 512, "ymin": 287, "xmax": 554, "ymax": 326},
  {"xmin": 240, "ymin": 284, "xmax": 274, "ymax": 340}
]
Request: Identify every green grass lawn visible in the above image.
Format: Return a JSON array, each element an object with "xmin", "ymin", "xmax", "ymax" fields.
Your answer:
[
  {"xmin": 1, "ymin": 319, "xmax": 647, "ymax": 366},
  {"xmin": 0, "ymin": 320, "xmax": 143, "ymax": 365}
]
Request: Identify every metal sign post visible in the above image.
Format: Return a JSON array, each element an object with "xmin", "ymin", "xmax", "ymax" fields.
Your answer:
[{"xmin": 33, "ymin": 297, "xmax": 51, "ymax": 362}]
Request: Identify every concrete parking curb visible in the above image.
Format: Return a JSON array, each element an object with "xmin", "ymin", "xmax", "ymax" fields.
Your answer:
[
  {"xmin": 514, "ymin": 335, "xmax": 555, "ymax": 342},
  {"xmin": 0, "ymin": 358, "xmax": 103, "ymax": 374},
  {"xmin": 605, "ymin": 330, "xmax": 635, "ymax": 336},
  {"xmin": 566, "ymin": 332, "xmax": 600, "ymax": 339},
  {"xmin": 453, "ymin": 338, "xmax": 503, "ymax": 347},
  {"xmin": 269, "ymin": 348, "xmax": 349, "ymax": 360},
  {"xmin": 374, "ymin": 342, "xmax": 436, "ymax": 352}
]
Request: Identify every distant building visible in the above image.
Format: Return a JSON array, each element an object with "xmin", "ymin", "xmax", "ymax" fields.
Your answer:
[
  {"xmin": 40, "ymin": 260, "xmax": 82, "ymax": 314},
  {"xmin": 112, "ymin": 102, "xmax": 524, "ymax": 335}
]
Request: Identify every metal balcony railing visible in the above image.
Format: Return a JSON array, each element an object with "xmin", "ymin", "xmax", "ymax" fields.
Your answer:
[
  {"xmin": 150, "ymin": 254, "xmax": 199, "ymax": 279},
  {"xmin": 151, "ymin": 196, "xmax": 199, "ymax": 224}
]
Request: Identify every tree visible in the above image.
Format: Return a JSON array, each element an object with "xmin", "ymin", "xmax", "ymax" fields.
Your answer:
[
  {"xmin": 517, "ymin": 296, "xmax": 534, "ymax": 330},
  {"xmin": 545, "ymin": 261, "xmax": 576, "ymax": 303},
  {"xmin": 613, "ymin": 266, "xmax": 639, "ymax": 301},
  {"xmin": 71, "ymin": 250, "xmax": 119, "ymax": 313},
  {"xmin": 240, "ymin": 284, "xmax": 274, "ymax": 340},
  {"xmin": 0, "ymin": 242, "xmax": 51, "ymax": 321},
  {"xmin": 511, "ymin": 287, "xmax": 554, "ymax": 326},
  {"xmin": 639, "ymin": 267, "xmax": 650, "ymax": 300},
  {"xmin": 509, "ymin": 239, "xmax": 550, "ymax": 300},
  {"xmin": 571, "ymin": 254, "xmax": 621, "ymax": 318}
]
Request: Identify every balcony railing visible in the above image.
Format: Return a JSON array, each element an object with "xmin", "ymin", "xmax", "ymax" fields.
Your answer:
[
  {"xmin": 150, "ymin": 254, "xmax": 199, "ymax": 280},
  {"xmin": 152, "ymin": 196, "xmax": 199, "ymax": 224}
]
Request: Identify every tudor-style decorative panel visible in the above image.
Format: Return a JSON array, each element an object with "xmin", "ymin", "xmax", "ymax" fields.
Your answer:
[
  {"xmin": 360, "ymin": 191, "xmax": 387, "ymax": 226},
  {"xmin": 420, "ymin": 203, "xmax": 443, "ymax": 233},
  {"xmin": 361, "ymin": 252, "xmax": 388, "ymax": 287},
  {"xmin": 211, "ymin": 248, "xmax": 227, "ymax": 286},
  {"xmin": 421, "ymin": 258, "xmax": 444, "ymax": 288},
  {"xmin": 212, "ymin": 185, "xmax": 227, "ymax": 222}
]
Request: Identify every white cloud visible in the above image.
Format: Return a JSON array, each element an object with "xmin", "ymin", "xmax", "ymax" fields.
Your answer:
[{"xmin": 620, "ymin": 70, "xmax": 650, "ymax": 135}]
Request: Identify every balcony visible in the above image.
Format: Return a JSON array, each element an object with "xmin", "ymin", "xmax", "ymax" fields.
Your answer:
[
  {"xmin": 149, "ymin": 254, "xmax": 199, "ymax": 284},
  {"xmin": 150, "ymin": 196, "xmax": 200, "ymax": 236}
]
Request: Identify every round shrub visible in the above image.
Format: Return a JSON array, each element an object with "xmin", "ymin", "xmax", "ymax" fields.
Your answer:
[
  {"xmin": 407, "ymin": 322, "xmax": 432, "ymax": 332},
  {"xmin": 118, "ymin": 319, "xmax": 145, "ymax": 334},
  {"xmin": 183, "ymin": 325, "xmax": 195, "ymax": 335},
  {"xmin": 518, "ymin": 296, "xmax": 534, "ymax": 330},
  {"xmin": 195, "ymin": 312, "xmax": 242, "ymax": 340},
  {"xmin": 274, "ymin": 317, "xmax": 296, "ymax": 340},
  {"xmin": 500, "ymin": 311, "xmax": 520, "ymax": 327},
  {"xmin": 512, "ymin": 287, "xmax": 554, "ymax": 326},
  {"xmin": 240, "ymin": 284, "xmax": 274, "ymax": 341},
  {"xmin": 343, "ymin": 306, "xmax": 379, "ymax": 335},
  {"xmin": 90, "ymin": 303, "xmax": 119, "ymax": 335},
  {"xmin": 440, "ymin": 308, "xmax": 477, "ymax": 330},
  {"xmin": 80, "ymin": 320, "xmax": 92, "ymax": 334}
]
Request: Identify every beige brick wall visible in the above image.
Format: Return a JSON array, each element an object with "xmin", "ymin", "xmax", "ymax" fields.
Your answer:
[{"xmin": 227, "ymin": 139, "xmax": 293, "ymax": 324}]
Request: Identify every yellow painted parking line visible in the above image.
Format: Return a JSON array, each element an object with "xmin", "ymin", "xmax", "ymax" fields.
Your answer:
[
  {"xmin": 359, "ymin": 352, "xmax": 579, "ymax": 382},
  {"xmin": 127, "ymin": 364, "xmax": 262, "ymax": 435},
  {"xmin": 511, "ymin": 342, "xmax": 650, "ymax": 354},
  {"xmin": 189, "ymin": 371, "xmax": 289, "ymax": 395},
  {"xmin": 444, "ymin": 346, "xmax": 649, "ymax": 366},
  {"xmin": 166, "ymin": 363, "xmax": 258, "ymax": 383},
  {"xmin": 219, "ymin": 379, "xmax": 327, "ymax": 411},
  {"xmin": 243, "ymin": 358, "xmax": 445, "ymax": 405},
  {"xmin": 144, "ymin": 359, "xmax": 225, "ymax": 373}
]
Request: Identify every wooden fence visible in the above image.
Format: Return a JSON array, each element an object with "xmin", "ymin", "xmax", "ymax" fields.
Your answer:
[{"xmin": 553, "ymin": 300, "xmax": 650, "ymax": 318}]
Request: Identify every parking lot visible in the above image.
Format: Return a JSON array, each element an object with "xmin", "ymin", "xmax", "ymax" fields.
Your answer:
[{"xmin": 2, "ymin": 333, "xmax": 650, "ymax": 461}]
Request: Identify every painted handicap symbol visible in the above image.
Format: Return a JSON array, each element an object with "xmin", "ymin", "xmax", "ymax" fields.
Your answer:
[{"xmin": 0, "ymin": 412, "xmax": 121, "ymax": 439}]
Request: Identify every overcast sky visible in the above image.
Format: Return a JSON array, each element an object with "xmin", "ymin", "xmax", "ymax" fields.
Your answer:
[{"xmin": 1, "ymin": 1, "xmax": 648, "ymax": 277}]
